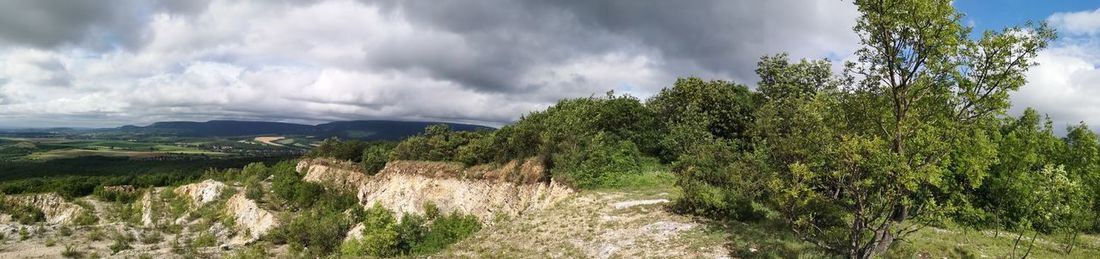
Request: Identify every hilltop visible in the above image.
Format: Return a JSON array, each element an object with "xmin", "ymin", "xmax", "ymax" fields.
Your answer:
[{"xmin": 107, "ymin": 120, "xmax": 494, "ymax": 140}]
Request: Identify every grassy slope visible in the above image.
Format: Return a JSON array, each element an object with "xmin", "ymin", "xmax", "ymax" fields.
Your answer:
[{"xmin": 442, "ymin": 171, "xmax": 1100, "ymax": 258}]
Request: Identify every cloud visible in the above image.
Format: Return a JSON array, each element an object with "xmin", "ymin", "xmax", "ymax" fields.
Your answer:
[
  {"xmin": 1049, "ymin": 8, "xmax": 1100, "ymax": 35},
  {"xmin": 1009, "ymin": 7, "xmax": 1100, "ymax": 133},
  {"xmin": 0, "ymin": 0, "xmax": 859, "ymax": 128}
]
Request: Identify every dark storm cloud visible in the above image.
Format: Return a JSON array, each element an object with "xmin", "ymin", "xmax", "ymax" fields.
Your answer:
[
  {"xmin": 0, "ymin": 0, "xmax": 213, "ymax": 49},
  {"xmin": 0, "ymin": 0, "xmax": 860, "ymax": 128},
  {"xmin": 370, "ymin": 0, "xmax": 858, "ymax": 92}
]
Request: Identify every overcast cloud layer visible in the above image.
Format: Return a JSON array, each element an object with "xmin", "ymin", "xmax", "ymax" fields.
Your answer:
[
  {"xmin": 0, "ymin": 0, "xmax": 860, "ymax": 128},
  {"xmin": 2, "ymin": 1, "xmax": 1098, "ymax": 131}
]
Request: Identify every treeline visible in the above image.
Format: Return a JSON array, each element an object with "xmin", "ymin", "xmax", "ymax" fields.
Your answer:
[
  {"xmin": 308, "ymin": 92, "xmax": 688, "ymax": 188},
  {"xmin": 0, "ymin": 156, "xmax": 290, "ymax": 198}
]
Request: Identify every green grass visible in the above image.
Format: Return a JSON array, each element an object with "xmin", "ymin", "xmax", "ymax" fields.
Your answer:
[
  {"xmin": 599, "ymin": 169, "xmax": 1100, "ymax": 258},
  {"xmin": 890, "ymin": 227, "xmax": 1100, "ymax": 258}
]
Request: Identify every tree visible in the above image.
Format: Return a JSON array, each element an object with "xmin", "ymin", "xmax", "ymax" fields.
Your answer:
[
  {"xmin": 648, "ymin": 77, "xmax": 758, "ymax": 161},
  {"xmin": 361, "ymin": 143, "xmax": 394, "ymax": 175},
  {"xmin": 750, "ymin": 0, "xmax": 1054, "ymax": 257}
]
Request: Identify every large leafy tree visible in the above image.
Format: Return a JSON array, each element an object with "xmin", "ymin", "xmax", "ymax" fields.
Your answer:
[
  {"xmin": 648, "ymin": 77, "xmax": 759, "ymax": 161},
  {"xmin": 751, "ymin": 0, "xmax": 1054, "ymax": 257}
]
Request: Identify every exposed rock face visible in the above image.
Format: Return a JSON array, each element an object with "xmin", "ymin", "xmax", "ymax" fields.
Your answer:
[
  {"xmin": 141, "ymin": 191, "xmax": 156, "ymax": 227},
  {"xmin": 4, "ymin": 193, "xmax": 86, "ymax": 225},
  {"xmin": 361, "ymin": 167, "xmax": 573, "ymax": 224},
  {"xmin": 225, "ymin": 192, "xmax": 278, "ymax": 239},
  {"xmin": 174, "ymin": 179, "xmax": 227, "ymax": 205},
  {"xmin": 296, "ymin": 159, "xmax": 367, "ymax": 193},
  {"xmin": 297, "ymin": 158, "xmax": 574, "ymax": 225}
]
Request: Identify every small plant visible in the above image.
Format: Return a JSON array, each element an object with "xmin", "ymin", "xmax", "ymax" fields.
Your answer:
[
  {"xmin": 86, "ymin": 227, "xmax": 104, "ymax": 241},
  {"xmin": 140, "ymin": 230, "xmax": 164, "ymax": 244},
  {"xmin": 58, "ymin": 226, "xmax": 74, "ymax": 236},
  {"xmin": 193, "ymin": 232, "xmax": 217, "ymax": 247},
  {"xmin": 19, "ymin": 227, "xmax": 30, "ymax": 241},
  {"xmin": 109, "ymin": 239, "xmax": 131, "ymax": 254},
  {"xmin": 61, "ymin": 244, "xmax": 82, "ymax": 258},
  {"xmin": 224, "ymin": 243, "xmax": 268, "ymax": 259},
  {"xmin": 45, "ymin": 238, "xmax": 57, "ymax": 247}
]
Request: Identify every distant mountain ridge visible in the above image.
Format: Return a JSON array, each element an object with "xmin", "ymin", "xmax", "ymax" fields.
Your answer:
[{"xmin": 106, "ymin": 119, "xmax": 493, "ymax": 140}]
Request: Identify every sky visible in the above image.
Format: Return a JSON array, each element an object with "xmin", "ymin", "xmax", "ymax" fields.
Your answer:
[{"xmin": 0, "ymin": 1, "xmax": 1099, "ymax": 130}]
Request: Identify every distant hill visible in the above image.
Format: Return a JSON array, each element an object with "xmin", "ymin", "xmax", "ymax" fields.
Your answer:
[{"xmin": 105, "ymin": 120, "xmax": 493, "ymax": 140}]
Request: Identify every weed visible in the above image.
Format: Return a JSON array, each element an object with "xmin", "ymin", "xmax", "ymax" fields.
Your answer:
[{"xmin": 61, "ymin": 244, "xmax": 82, "ymax": 258}]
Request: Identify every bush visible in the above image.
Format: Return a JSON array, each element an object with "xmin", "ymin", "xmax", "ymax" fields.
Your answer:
[
  {"xmin": 361, "ymin": 143, "xmax": 394, "ymax": 174},
  {"xmin": 553, "ymin": 133, "xmax": 647, "ymax": 189},
  {"xmin": 342, "ymin": 203, "xmax": 483, "ymax": 257},
  {"xmin": 270, "ymin": 208, "xmax": 352, "ymax": 256},
  {"xmin": 271, "ymin": 164, "xmax": 323, "ymax": 208},
  {"xmin": 412, "ymin": 211, "xmax": 482, "ymax": 254},
  {"xmin": 673, "ymin": 140, "xmax": 766, "ymax": 220},
  {"xmin": 308, "ymin": 139, "xmax": 370, "ymax": 162},
  {"xmin": 0, "ymin": 199, "xmax": 46, "ymax": 224},
  {"xmin": 342, "ymin": 203, "xmax": 399, "ymax": 257}
]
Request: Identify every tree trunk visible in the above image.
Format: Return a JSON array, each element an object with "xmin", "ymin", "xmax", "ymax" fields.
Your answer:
[
  {"xmin": 1012, "ymin": 232, "xmax": 1024, "ymax": 258},
  {"xmin": 1023, "ymin": 231, "xmax": 1038, "ymax": 258},
  {"xmin": 1067, "ymin": 231, "xmax": 1079, "ymax": 254}
]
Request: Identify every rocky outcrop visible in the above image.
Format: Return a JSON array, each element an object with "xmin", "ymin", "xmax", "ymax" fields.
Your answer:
[
  {"xmin": 141, "ymin": 191, "xmax": 156, "ymax": 227},
  {"xmin": 174, "ymin": 179, "xmax": 227, "ymax": 205},
  {"xmin": 383, "ymin": 158, "xmax": 547, "ymax": 184},
  {"xmin": 297, "ymin": 158, "xmax": 574, "ymax": 225},
  {"xmin": 297, "ymin": 159, "xmax": 368, "ymax": 193},
  {"xmin": 360, "ymin": 169, "xmax": 573, "ymax": 224},
  {"xmin": 225, "ymin": 192, "xmax": 278, "ymax": 239},
  {"xmin": 3, "ymin": 193, "xmax": 86, "ymax": 225}
]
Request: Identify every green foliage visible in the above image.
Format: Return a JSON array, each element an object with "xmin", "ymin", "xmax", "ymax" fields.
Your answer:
[
  {"xmin": 0, "ymin": 198, "xmax": 46, "ymax": 224},
  {"xmin": 342, "ymin": 203, "xmax": 400, "ymax": 257},
  {"xmin": 552, "ymin": 133, "xmax": 649, "ymax": 189},
  {"xmin": 307, "ymin": 138, "xmax": 370, "ymax": 162},
  {"xmin": 412, "ymin": 211, "xmax": 482, "ymax": 254},
  {"xmin": 390, "ymin": 124, "xmax": 491, "ymax": 163},
  {"xmin": 648, "ymin": 77, "xmax": 759, "ymax": 161},
  {"xmin": 91, "ymin": 186, "xmax": 140, "ymax": 203},
  {"xmin": 265, "ymin": 160, "xmax": 361, "ymax": 257},
  {"xmin": 342, "ymin": 202, "xmax": 483, "ymax": 257},
  {"xmin": 677, "ymin": 0, "xmax": 1059, "ymax": 256},
  {"xmin": 487, "ymin": 92, "xmax": 662, "ymax": 188},
  {"xmin": 270, "ymin": 207, "xmax": 353, "ymax": 257},
  {"xmin": 361, "ymin": 143, "xmax": 395, "ymax": 174},
  {"xmin": 61, "ymin": 244, "xmax": 82, "ymax": 258},
  {"xmin": 0, "ymin": 156, "xmax": 288, "ymax": 197},
  {"xmin": 673, "ymin": 140, "xmax": 766, "ymax": 220},
  {"xmin": 192, "ymin": 232, "xmax": 216, "ymax": 247},
  {"xmin": 271, "ymin": 162, "xmax": 324, "ymax": 208}
]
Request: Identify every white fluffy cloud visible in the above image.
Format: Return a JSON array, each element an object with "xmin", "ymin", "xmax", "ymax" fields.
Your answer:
[
  {"xmin": 0, "ymin": 0, "xmax": 859, "ymax": 128},
  {"xmin": 1010, "ymin": 7, "xmax": 1100, "ymax": 132}
]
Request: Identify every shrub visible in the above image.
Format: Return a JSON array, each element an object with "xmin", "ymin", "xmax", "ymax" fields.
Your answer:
[
  {"xmin": 341, "ymin": 203, "xmax": 399, "ymax": 257},
  {"xmin": 1, "ymin": 201, "xmax": 45, "ymax": 224},
  {"xmin": 270, "ymin": 208, "xmax": 352, "ymax": 256},
  {"xmin": 308, "ymin": 139, "xmax": 369, "ymax": 162},
  {"xmin": 361, "ymin": 143, "xmax": 394, "ymax": 175},
  {"xmin": 244, "ymin": 179, "xmax": 264, "ymax": 201},
  {"xmin": 395, "ymin": 214, "xmax": 427, "ymax": 252},
  {"xmin": 412, "ymin": 211, "xmax": 482, "ymax": 254},
  {"xmin": 109, "ymin": 239, "xmax": 131, "ymax": 254},
  {"xmin": 61, "ymin": 244, "xmax": 82, "ymax": 258},
  {"xmin": 553, "ymin": 133, "xmax": 646, "ymax": 189},
  {"xmin": 192, "ymin": 232, "xmax": 216, "ymax": 247},
  {"xmin": 673, "ymin": 140, "xmax": 766, "ymax": 220}
]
